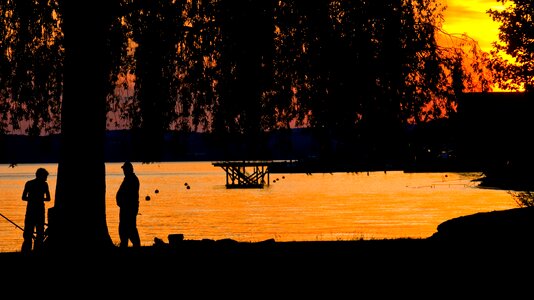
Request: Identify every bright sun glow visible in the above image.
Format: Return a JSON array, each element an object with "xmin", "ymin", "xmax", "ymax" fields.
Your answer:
[{"xmin": 442, "ymin": 0, "xmax": 506, "ymax": 53}]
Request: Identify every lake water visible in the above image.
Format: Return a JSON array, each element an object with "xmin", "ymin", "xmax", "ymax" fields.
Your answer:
[{"xmin": 0, "ymin": 161, "xmax": 517, "ymax": 253}]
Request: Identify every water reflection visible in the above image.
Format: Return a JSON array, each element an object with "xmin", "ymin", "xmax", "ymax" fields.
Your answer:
[{"xmin": 0, "ymin": 162, "xmax": 516, "ymax": 252}]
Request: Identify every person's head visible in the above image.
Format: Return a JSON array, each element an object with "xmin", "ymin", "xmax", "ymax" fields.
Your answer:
[
  {"xmin": 36, "ymin": 168, "xmax": 49, "ymax": 181},
  {"xmin": 121, "ymin": 161, "xmax": 134, "ymax": 174}
]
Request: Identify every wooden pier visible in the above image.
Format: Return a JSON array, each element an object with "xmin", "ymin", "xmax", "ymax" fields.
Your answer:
[{"xmin": 212, "ymin": 160, "xmax": 272, "ymax": 189}]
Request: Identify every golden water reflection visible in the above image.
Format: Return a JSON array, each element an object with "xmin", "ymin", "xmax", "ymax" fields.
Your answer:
[{"xmin": 0, "ymin": 162, "xmax": 516, "ymax": 252}]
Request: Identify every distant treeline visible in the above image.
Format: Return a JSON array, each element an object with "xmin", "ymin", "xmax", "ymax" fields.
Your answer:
[{"xmin": 2, "ymin": 92, "xmax": 533, "ymax": 177}]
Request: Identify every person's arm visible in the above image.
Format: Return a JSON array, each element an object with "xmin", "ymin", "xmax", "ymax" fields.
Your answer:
[
  {"xmin": 22, "ymin": 182, "xmax": 29, "ymax": 201},
  {"xmin": 44, "ymin": 183, "xmax": 51, "ymax": 202}
]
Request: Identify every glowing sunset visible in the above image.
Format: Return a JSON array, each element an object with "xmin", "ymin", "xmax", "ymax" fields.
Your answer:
[
  {"xmin": 443, "ymin": 0, "xmax": 505, "ymax": 52},
  {"xmin": 1, "ymin": 1, "xmax": 533, "ymax": 293}
]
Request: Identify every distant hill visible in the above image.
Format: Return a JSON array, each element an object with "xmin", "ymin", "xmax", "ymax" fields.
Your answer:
[
  {"xmin": 0, "ymin": 134, "xmax": 61, "ymax": 164},
  {"xmin": 0, "ymin": 128, "xmax": 328, "ymax": 164}
]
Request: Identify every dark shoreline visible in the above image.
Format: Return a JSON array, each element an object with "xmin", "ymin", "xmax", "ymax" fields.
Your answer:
[
  {"xmin": 3, "ymin": 207, "xmax": 534, "ymax": 296},
  {"xmin": 3, "ymin": 206, "xmax": 534, "ymax": 260},
  {"xmin": 3, "ymin": 236, "xmax": 533, "ymax": 296}
]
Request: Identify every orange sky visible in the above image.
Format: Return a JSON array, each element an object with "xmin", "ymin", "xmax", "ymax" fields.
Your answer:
[{"xmin": 442, "ymin": 0, "xmax": 506, "ymax": 53}]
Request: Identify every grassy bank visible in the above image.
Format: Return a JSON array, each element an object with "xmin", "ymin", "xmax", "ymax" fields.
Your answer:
[{"xmin": 3, "ymin": 207, "xmax": 534, "ymax": 297}]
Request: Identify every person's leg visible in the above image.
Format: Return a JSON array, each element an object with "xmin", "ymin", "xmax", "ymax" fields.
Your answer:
[
  {"xmin": 34, "ymin": 212, "xmax": 45, "ymax": 251},
  {"xmin": 119, "ymin": 226, "xmax": 129, "ymax": 247},
  {"xmin": 130, "ymin": 215, "xmax": 141, "ymax": 248},
  {"xmin": 118, "ymin": 210, "xmax": 128, "ymax": 247},
  {"xmin": 34, "ymin": 223, "xmax": 45, "ymax": 251},
  {"xmin": 21, "ymin": 217, "xmax": 34, "ymax": 253}
]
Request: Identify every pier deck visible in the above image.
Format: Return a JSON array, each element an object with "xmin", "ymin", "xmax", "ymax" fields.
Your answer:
[{"xmin": 212, "ymin": 160, "xmax": 273, "ymax": 189}]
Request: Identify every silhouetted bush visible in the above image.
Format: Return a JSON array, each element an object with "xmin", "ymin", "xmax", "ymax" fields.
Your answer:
[{"xmin": 508, "ymin": 191, "xmax": 534, "ymax": 208}]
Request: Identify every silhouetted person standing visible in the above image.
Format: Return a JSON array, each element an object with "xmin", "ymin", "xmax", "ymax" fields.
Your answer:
[
  {"xmin": 116, "ymin": 161, "xmax": 141, "ymax": 248},
  {"xmin": 21, "ymin": 167, "xmax": 51, "ymax": 253}
]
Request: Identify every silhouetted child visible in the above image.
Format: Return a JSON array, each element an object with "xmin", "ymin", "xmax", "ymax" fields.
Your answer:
[{"xmin": 21, "ymin": 167, "xmax": 51, "ymax": 253}]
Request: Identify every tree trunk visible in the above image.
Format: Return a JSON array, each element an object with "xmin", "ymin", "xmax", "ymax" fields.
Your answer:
[{"xmin": 45, "ymin": 3, "xmax": 114, "ymax": 252}]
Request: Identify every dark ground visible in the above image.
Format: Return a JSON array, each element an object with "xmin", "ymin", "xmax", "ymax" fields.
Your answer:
[{"xmin": 3, "ymin": 207, "xmax": 534, "ymax": 297}]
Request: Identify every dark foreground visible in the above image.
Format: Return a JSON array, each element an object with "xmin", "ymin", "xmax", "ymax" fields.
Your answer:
[{"xmin": 3, "ymin": 207, "xmax": 534, "ymax": 297}]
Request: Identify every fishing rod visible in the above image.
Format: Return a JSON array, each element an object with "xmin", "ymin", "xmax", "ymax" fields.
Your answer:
[
  {"xmin": 0, "ymin": 211, "xmax": 24, "ymax": 232},
  {"xmin": 0, "ymin": 212, "xmax": 47, "ymax": 241}
]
